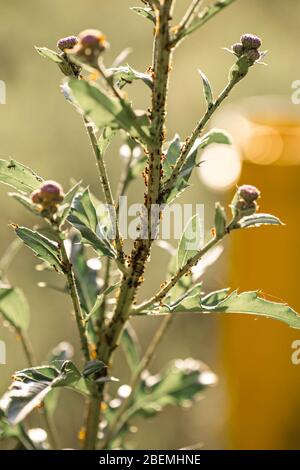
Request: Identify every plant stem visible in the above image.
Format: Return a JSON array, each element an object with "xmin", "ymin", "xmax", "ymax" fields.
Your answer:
[
  {"xmin": 175, "ymin": 0, "xmax": 203, "ymax": 38},
  {"xmin": 147, "ymin": 0, "xmax": 174, "ymax": 229},
  {"xmin": 86, "ymin": 1, "xmax": 175, "ymax": 449},
  {"xmin": 162, "ymin": 77, "xmax": 239, "ymax": 200},
  {"xmin": 84, "ymin": 118, "xmax": 124, "ymax": 262},
  {"xmin": 102, "ymin": 315, "xmax": 173, "ymax": 447},
  {"xmin": 171, "ymin": 0, "xmax": 237, "ymax": 45},
  {"xmin": 59, "ymin": 237, "xmax": 90, "ymax": 362},
  {"xmin": 17, "ymin": 329, "xmax": 35, "ymax": 367},
  {"xmin": 115, "ymin": 152, "xmax": 134, "ymax": 215},
  {"xmin": 83, "ymin": 392, "xmax": 102, "ymax": 450},
  {"xmin": 96, "ymin": 257, "xmax": 111, "ymax": 337}
]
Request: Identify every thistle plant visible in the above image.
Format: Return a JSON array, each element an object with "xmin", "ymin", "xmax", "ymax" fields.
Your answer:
[{"xmin": 1, "ymin": 0, "xmax": 300, "ymax": 451}]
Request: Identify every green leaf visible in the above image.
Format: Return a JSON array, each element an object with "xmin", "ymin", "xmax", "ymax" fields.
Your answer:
[
  {"xmin": 35, "ymin": 47, "xmax": 80, "ymax": 77},
  {"xmin": 166, "ymin": 129, "xmax": 231, "ymax": 204},
  {"xmin": 199, "ymin": 128, "xmax": 231, "ymax": 148},
  {"xmin": 68, "ymin": 189, "xmax": 116, "ymax": 259},
  {"xmin": 163, "ymin": 135, "xmax": 181, "ymax": 179},
  {"xmin": 57, "ymin": 181, "xmax": 82, "ymax": 226},
  {"xmin": 35, "ymin": 47, "xmax": 63, "ymax": 64},
  {"xmin": 184, "ymin": 0, "xmax": 236, "ymax": 37},
  {"xmin": 14, "ymin": 227, "xmax": 63, "ymax": 273},
  {"xmin": 121, "ymin": 323, "xmax": 141, "ymax": 373},
  {"xmin": 202, "ymin": 290, "xmax": 300, "ymax": 329},
  {"xmin": 0, "ymin": 285, "xmax": 30, "ymax": 331},
  {"xmin": 201, "ymin": 288, "xmax": 230, "ymax": 307},
  {"xmin": 236, "ymin": 213, "xmax": 283, "ymax": 230},
  {"xmin": 1, "ymin": 361, "xmax": 92, "ymax": 425},
  {"xmin": 177, "ymin": 214, "xmax": 202, "ymax": 269},
  {"xmin": 107, "ymin": 65, "xmax": 153, "ymax": 90},
  {"xmin": 198, "ymin": 70, "xmax": 213, "ymax": 108},
  {"xmin": 214, "ymin": 202, "xmax": 227, "ymax": 237},
  {"xmin": 9, "ymin": 193, "xmax": 41, "ymax": 217},
  {"xmin": 84, "ymin": 281, "xmax": 121, "ymax": 325},
  {"xmin": 70, "ymin": 235, "xmax": 99, "ymax": 315},
  {"xmin": 0, "ymin": 159, "xmax": 43, "ymax": 194},
  {"xmin": 123, "ymin": 358, "xmax": 216, "ymax": 422},
  {"xmin": 130, "ymin": 6, "xmax": 155, "ymax": 23},
  {"xmin": 82, "ymin": 360, "xmax": 106, "ymax": 377},
  {"xmin": 69, "ymin": 79, "xmax": 151, "ymax": 145}
]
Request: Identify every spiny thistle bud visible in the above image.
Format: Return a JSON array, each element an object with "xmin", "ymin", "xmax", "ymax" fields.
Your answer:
[
  {"xmin": 231, "ymin": 184, "xmax": 260, "ymax": 219},
  {"xmin": 238, "ymin": 184, "xmax": 261, "ymax": 204},
  {"xmin": 31, "ymin": 180, "xmax": 64, "ymax": 213},
  {"xmin": 57, "ymin": 36, "xmax": 78, "ymax": 51},
  {"xmin": 244, "ymin": 48, "xmax": 261, "ymax": 65},
  {"xmin": 232, "ymin": 42, "xmax": 244, "ymax": 57},
  {"xmin": 240, "ymin": 33, "xmax": 262, "ymax": 50},
  {"xmin": 229, "ymin": 34, "xmax": 263, "ymax": 82},
  {"xmin": 69, "ymin": 29, "xmax": 109, "ymax": 67}
]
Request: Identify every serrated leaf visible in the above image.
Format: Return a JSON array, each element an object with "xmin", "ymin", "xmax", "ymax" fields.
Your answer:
[
  {"xmin": 177, "ymin": 214, "xmax": 203, "ymax": 269},
  {"xmin": 0, "ymin": 159, "xmax": 43, "ymax": 194},
  {"xmin": 68, "ymin": 79, "xmax": 151, "ymax": 145},
  {"xmin": 35, "ymin": 47, "xmax": 63, "ymax": 64},
  {"xmin": 0, "ymin": 361, "xmax": 92, "ymax": 425},
  {"xmin": 0, "ymin": 285, "xmax": 30, "ymax": 331},
  {"xmin": 68, "ymin": 189, "xmax": 116, "ymax": 259},
  {"xmin": 130, "ymin": 6, "xmax": 155, "ymax": 23},
  {"xmin": 14, "ymin": 227, "xmax": 63, "ymax": 273},
  {"xmin": 201, "ymin": 288, "xmax": 230, "ymax": 307},
  {"xmin": 236, "ymin": 213, "xmax": 283, "ymax": 229},
  {"xmin": 198, "ymin": 70, "xmax": 213, "ymax": 108},
  {"xmin": 121, "ymin": 323, "xmax": 141, "ymax": 373},
  {"xmin": 202, "ymin": 290, "xmax": 300, "ymax": 329}
]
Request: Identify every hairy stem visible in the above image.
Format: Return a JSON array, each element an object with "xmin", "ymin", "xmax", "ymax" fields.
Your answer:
[
  {"xmin": 147, "ymin": 0, "xmax": 174, "ymax": 227},
  {"xmin": 83, "ymin": 392, "xmax": 102, "ymax": 450},
  {"xmin": 84, "ymin": 118, "xmax": 124, "ymax": 262},
  {"xmin": 102, "ymin": 315, "xmax": 173, "ymax": 447}
]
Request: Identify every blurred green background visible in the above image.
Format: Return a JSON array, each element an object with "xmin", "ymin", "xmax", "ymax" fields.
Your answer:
[{"xmin": 1, "ymin": 0, "xmax": 300, "ymax": 450}]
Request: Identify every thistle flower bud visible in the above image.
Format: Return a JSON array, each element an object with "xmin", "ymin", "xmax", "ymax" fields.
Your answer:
[
  {"xmin": 232, "ymin": 42, "xmax": 244, "ymax": 57},
  {"xmin": 244, "ymin": 48, "xmax": 261, "ymax": 65},
  {"xmin": 31, "ymin": 180, "xmax": 65, "ymax": 213},
  {"xmin": 238, "ymin": 184, "xmax": 260, "ymax": 204},
  {"xmin": 240, "ymin": 34, "xmax": 262, "ymax": 50},
  {"xmin": 57, "ymin": 36, "xmax": 78, "ymax": 51},
  {"xmin": 70, "ymin": 29, "xmax": 109, "ymax": 67},
  {"xmin": 231, "ymin": 184, "xmax": 260, "ymax": 219}
]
